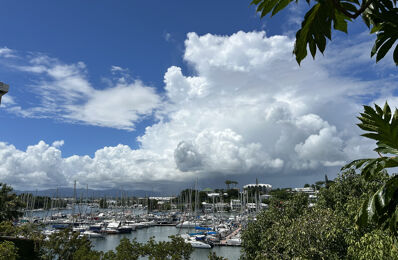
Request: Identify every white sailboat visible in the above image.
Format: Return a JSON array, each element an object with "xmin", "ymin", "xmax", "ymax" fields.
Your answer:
[
  {"xmin": 186, "ymin": 240, "xmax": 212, "ymax": 249},
  {"xmin": 81, "ymin": 230, "xmax": 105, "ymax": 238}
]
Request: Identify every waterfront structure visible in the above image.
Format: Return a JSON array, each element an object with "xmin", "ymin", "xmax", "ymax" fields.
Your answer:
[
  {"xmin": 149, "ymin": 196, "xmax": 176, "ymax": 201},
  {"xmin": 292, "ymin": 187, "xmax": 316, "ymax": 194},
  {"xmin": 201, "ymin": 202, "xmax": 213, "ymax": 213},
  {"xmin": 292, "ymin": 187, "xmax": 318, "ymax": 207},
  {"xmin": 259, "ymin": 194, "xmax": 271, "ymax": 201},
  {"xmin": 215, "ymin": 202, "xmax": 229, "ymax": 212},
  {"xmin": 230, "ymin": 199, "xmax": 241, "ymax": 211},
  {"xmin": 243, "ymin": 182, "xmax": 272, "ymax": 212},
  {"xmin": 149, "ymin": 196, "xmax": 177, "ymax": 211},
  {"xmin": 243, "ymin": 183, "xmax": 272, "ymax": 193},
  {"xmin": 246, "ymin": 203, "xmax": 268, "ymax": 210}
]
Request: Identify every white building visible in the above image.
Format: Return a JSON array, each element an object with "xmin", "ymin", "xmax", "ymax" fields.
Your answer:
[
  {"xmin": 292, "ymin": 187, "xmax": 316, "ymax": 194},
  {"xmin": 243, "ymin": 184, "xmax": 272, "ymax": 193},
  {"xmin": 202, "ymin": 202, "xmax": 213, "ymax": 213},
  {"xmin": 230, "ymin": 199, "xmax": 241, "ymax": 211}
]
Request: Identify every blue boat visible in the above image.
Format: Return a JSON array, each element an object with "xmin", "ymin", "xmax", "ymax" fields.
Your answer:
[{"xmin": 195, "ymin": 226, "xmax": 212, "ymax": 231}]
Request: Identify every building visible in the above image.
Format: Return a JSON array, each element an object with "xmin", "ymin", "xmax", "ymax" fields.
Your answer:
[
  {"xmin": 243, "ymin": 183, "xmax": 272, "ymax": 193},
  {"xmin": 292, "ymin": 187, "xmax": 316, "ymax": 194},
  {"xmin": 242, "ymin": 183, "xmax": 272, "ymax": 212},
  {"xmin": 292, "ymin": 187, "xmax": 318, "ymax": 207},
  {"xmin": 260, "ymin": 194, "xmax": 271, "ymax": 201},
  {"xmin": 230, "ymin": 199, "xmax": 241, "ymax": 211},
  {"xmin": 201, "ymin": 202, "xmax": 213, "ymax": 213}
]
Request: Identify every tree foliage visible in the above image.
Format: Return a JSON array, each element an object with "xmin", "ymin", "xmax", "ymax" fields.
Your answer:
[
  {"xmin": 241, "ymin": 168, "xmax": 396, "ymax": 259},
  {"xmin": 99, "ymin": 197, "xmax": 108, "ymax": 209},
  {"xmin": 251, "ymin": 0, "xmax": 398, "ymax": 65},
  {"xmin": 347, "ymin": 229, "xmax": 398, "ymax": 259},
  {"xmin": 41, "ymin": 229, "xmax": 100, "ymax": 260},
  {"xmin": 0, "ymin": 241, "xmax": 18, "ymax": 260},
  {"xmin": 241, "ymin": 193, "xmax": 309, "ymax": 259},
  {"xmin": 208, "ymin": 252, "xmax": 228, "ymax": 260},
  {"xmin": 0, "ymin": 183, "xmax": 195, "ymax": 260},
  {"xmin": 39, "ymin": 228, "xmax": 193, "ymax": 260},
  {"xmin": 141, "ymin": 236, "xmax": 193, "ymax": 260},
  {"xmin": 342, "ymin": 102, "xmax": 398, "ymax": 236},
  {"xmin": 0, "ymin": 183, "xmax": 24, "ymax": 222}
]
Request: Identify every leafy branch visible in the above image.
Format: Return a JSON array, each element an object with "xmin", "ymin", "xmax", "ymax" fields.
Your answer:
[
  {"xmin": 251, "ymin": 0, "xmax": 398, "ymax": 65},
  {"xmin": 342, "ymin": 102, "xmax": 398, "ymax": 235}
]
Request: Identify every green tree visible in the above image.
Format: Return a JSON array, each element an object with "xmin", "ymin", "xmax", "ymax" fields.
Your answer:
[
  {"xmin": 99, "ymin": 197, "xmax": 108, "ymax": 209},
  {"xmin": 89, "ymin": 235, "xmax": 193, "ymax": 260},
  {"xmin": 269, "ymin": 188, "xmax": 292, "ymax": 200},
  {"xmin": 0, "ymin": 183, "xmax": 25, "ymax": 222},
  {"xmin": 41, "ymin": 229, "xmax": 100, "ymax": 260},
  {"xmin": 225, "ymin": 180, "xmax": 232, "ymax": 190},
  {"xmin": 251, "ymin": 0, "xmax": 398, "ymax": 65},
  {"xmin": 342, "ymin": 102, "xmax": 398, "ymax": 236},
  {"xmin": 208, "ymin": 252, "xmax": 228, "ymax": 260},
  {"xmin": 241, "ymin": 193, "xmax": 308, "ymax": 259},
  {"xmin": 259, "ymin": 208, "xmax": 346, "ymax": 259},
  {"xmin": 0, "ymin": 241, "xmax": 18, "ymax": 260},
  {"xmin": 242, "ymin": 170, "xmax": 393, "ymax": 259},
  {"xmin": 109, "ymin": 237, "xmax": 141, "ymax": 260},
  {"xmin": 0, "ymin": 221, "xmax": 43, "ymax": 242},
  {"xmin": 317, "ymin": 169, "xmax": 388, "ymax": 213},
  {"xmin": 141, "ymin": 236, "xmax": 193, "ymax": 260},
  {"xmin": 226, "ymin": 188, "xmax": 239, "ymax": 201},
  {"xmin": 347, "ymin": 229, "xmax": 398, "ymax": 259}
]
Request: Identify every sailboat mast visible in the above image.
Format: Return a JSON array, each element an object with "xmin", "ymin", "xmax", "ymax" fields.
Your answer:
[{"xmin": 72, "ymin": 180, "xmax": 76, "ymax": 223}]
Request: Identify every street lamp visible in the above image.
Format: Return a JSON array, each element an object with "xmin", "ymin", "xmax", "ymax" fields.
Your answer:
[{"xmin": 0, "ymin": 82, "xmax": 9, "ymax": 105}]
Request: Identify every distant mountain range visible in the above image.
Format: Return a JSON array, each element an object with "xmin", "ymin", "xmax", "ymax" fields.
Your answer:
[{"xmin": 15, "ymin": 187, "xmax": 162, "ymax": 198}]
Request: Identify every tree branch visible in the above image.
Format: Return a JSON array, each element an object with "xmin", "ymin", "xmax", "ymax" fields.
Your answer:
[
  {"xmin": 331, "ymin": 0, "xmax": 375, "ymax": 19},
  {"xmin": 356, "ymin": 0, "xmax": 375, "ymax": 18},
  {"xmin": 332, "ymin": 0, "xmax": 357, "ymax": 18}
]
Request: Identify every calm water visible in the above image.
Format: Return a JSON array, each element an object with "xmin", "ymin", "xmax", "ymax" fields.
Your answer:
[
  {"xmin": 27, "ymin": 208, "xmax": 242, "ymax": 259},
  {"xmin": 91, "ymin": 226, "xmax": 241, "ymax": 260}
]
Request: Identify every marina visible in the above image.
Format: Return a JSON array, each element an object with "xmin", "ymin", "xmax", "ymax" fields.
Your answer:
[
  {"xmin": 91, "ymin": 226, "xmax": 241, "ymax": 260},
  {"xmin": 15, "ymin": 182, "xmax": 281, "ymax": 258},
  {"xmin": 21, "ymin": 204, "xmax": 247, "ymax": 259}
]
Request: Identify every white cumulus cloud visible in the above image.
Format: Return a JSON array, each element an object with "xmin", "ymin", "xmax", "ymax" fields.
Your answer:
[
  {"xmin": 1, "ymin": 54, "xmax": 160, "ymax": 130},
  {"xmin": 0, "ymin": 31, "xmax": 396, "ymax": 190}
]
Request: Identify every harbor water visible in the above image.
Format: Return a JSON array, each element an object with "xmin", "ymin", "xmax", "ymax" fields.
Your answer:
[
  {"xmin": 91, "ymin": 226, "xmax": 241, "ymax": 260},
  {"xmin": 27, "ymin": 207, "xmax": 242, "ymax": 259}
]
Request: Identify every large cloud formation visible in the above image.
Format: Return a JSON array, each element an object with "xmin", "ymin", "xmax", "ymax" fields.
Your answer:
[{"xmin": 1, "ymin": 31, "xmax": 396, "ymax": 191}]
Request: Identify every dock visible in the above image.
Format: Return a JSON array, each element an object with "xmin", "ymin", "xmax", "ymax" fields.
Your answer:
[{"xmin": 218, "ymin": 226, "xmax": 241, "ymax": 246}]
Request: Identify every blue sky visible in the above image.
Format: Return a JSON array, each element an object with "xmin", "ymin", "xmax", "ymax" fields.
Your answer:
[
  {"xmin": 0, "ymin": 1, "xmax": 397, "ymax": 192},
  {"xmin": 0, "ymin": 1, "xmax": 266, "ymax": 156}
]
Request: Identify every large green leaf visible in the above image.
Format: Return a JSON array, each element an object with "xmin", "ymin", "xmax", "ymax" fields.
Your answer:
[
  {"xmin": 364, "ymin": 1, "xmax": 398, "ymax": 64},
  {"xmin": 357, "ymin": 175, "xmax": 398, "ymax": 235},
  {"xmin": 293, "ymin": 1, "xmax": 351, "ymax": 64},
  {"xmin": 356, "ymin": 102, "xmax": 398, "ymax": 156},
  {"xmin": 252, "ymin": 0, "xmax": 398, "ymax": 65},
  {"xmin": 251, "ymin": 0, "xmax": 351, "ymax": 64},
  {"xmin": 345, "ymin": 103, "xmax": 398, "ymax": 235},
  {"xmin": 251, "ymin": 0, "xmax": 295, "ymax": 18}
]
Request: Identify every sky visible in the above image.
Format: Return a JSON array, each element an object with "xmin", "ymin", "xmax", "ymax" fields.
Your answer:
[{"xmin": 0, "ymin": 1, "xmax": 397, "ymax": 193}]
